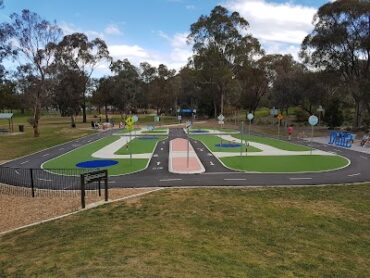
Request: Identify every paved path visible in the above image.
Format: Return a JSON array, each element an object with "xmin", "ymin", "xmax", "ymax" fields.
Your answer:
[{"xmin": 1, "ymin": 128, "xmax": 370, "ymax": 188}]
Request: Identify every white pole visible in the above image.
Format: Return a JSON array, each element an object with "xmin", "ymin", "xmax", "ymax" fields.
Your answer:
[
  {"xmin": 187, "ymin": 127, "xmax": 190, "ymax": 168},
  {"xmin": 310, "ymin": 125, "xmax": 314, "ymax": 155}
]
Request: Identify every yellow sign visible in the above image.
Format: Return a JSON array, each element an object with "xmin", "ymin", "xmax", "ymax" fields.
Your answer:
[
  {"xmin": 125, "ymin": 116, "xmax": 134, "ymax": 130},
  {"xmin": 277, "ymin": 114, "xmax": 284, "ymax": 121}
]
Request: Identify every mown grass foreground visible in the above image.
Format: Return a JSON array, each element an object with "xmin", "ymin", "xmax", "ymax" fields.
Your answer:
[{"xmin": 1, "ymin": 185, "xmax": 370, "ymax": 277}]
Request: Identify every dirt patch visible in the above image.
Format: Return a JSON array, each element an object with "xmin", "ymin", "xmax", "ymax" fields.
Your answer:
[{"xmin": 0, "ymin": 184, "xmax": 158, "ymax": 234}]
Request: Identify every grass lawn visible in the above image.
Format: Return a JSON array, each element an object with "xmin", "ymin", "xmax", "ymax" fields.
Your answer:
[
  {"xmin": 192, "ymin": 134, "xmax": 261, "ymax": 152},
  {"xmin": 1, "ymin": 185, "xmax": 370, "ymax": 277},
  {"xmin": 233, "ymin": 134, "xmax": 311, "ymax": 151},
  {"xmin": 43, "ymin": 136, "xmax": 148, "ymax": 175},
  {"xmin": 141, "ymin": 129, "xmax": 168, "ymax": 134},
  {"xmin": 115, "ymin": 136, "xmax": 166, "ymax": 155},
  {"xmin": 221, "ymin": 155, "xmax": 349, "ymax": 172},
  {"xmin": 0, "ymin": 114, "xmax": 96, "ymax": 161}
]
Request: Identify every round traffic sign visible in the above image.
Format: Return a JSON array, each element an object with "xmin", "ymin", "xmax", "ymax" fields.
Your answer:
[
  {"xmin": 218, "ymin": 114, "xmax": 225, "ymax": 121},
  {"xmin": 247, "ymin": 113, "xmax": 254, "ymax": 121},
  {"xmin": 132, "ymin": 115, "xmax": 139, "ymax": 122},
  {"xmin": 308, "ymin": 115, "xmax": 318, "ymax": 126}
]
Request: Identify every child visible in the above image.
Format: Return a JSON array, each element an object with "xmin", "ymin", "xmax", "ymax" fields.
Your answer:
[
  {"xmin": 360, "ymin": 132, "xmax": 369, "ymax": 147},
  {"xmin": 287, "ymin": 125, "xmax": 294, "ymax": 140}
]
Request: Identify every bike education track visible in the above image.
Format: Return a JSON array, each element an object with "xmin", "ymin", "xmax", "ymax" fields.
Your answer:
[{"xmin": 1, "ymin": 128, "xmax": 370, "ymax": 188}]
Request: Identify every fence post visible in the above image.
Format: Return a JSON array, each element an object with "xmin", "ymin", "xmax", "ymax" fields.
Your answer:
[
  {"xmin": 80, "ymin": 174, "xmax": 86, "ymax": 209},
  {"xmin": 30, "ymin": 169, "xmax": 35, "ymax": 198},
  {"xmin": 98, "ymin": 180, "xmax": 101, "ymax": 197},
  {"xmin": 104, "ymin": 170, "xmax": 108, "ymax": 202}
]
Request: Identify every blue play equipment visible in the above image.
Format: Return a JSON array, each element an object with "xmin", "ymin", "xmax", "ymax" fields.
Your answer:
[
  {"xmin": 76, "ymin": 160, "xmax": 118, "ymax": 168},
  {"xmin": 328, "ymin": 131, "xmax": 356, "ymax": 148},
  {"xmin": 139, "ymin": 136, "xmax": 158, "ymax": 140},
  {"xmin": 192, "ymin": 129, "xmax": 209, "ymax": 133},
  {"xmin": 215, "ymin": 143, "xmax": 241, "ymax": 148}
]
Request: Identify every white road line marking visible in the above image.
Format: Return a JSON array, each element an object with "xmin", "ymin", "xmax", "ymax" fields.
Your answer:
[
  {"xmin": 289, "ymin": 177, "xmax": 313, "ymax": 180},
  {"xmin": 42, "ymin": 153, "xmax": 49, "ymax": 157},
  {"xmin": 20, "ymin": 160, "xmax": 29, "ymax": 165},
  {"xmin": 15, "ymin": 170, "xmax": 20, "ymax": 175},
  {"xmin": 156, "ymin": 161, "xmax": 161, "ymax": 166},
  {"xmin": 360, "ymin": 156, "xmax": 368, "ymax": 160},
  {"xmin": 160, "ymin": 178, "xmax": 182, "ymax": 182},
  {"xmin": 224, "ymin": 178, "xmax": 246, "ymax": 181},
  {"xmin": 210, "ymin": 161, "xmax": 215, "ymax": 166},
  {"xmin": 87, "ymin": 140, "xmax": 92, "ymax": 143},
  {"xmin": 207, "ymin": 153, "xmax": 213, "ymax": 156},
  {"xmin": 347, "ymin": 173, "xmax": 361, "ymax": 177},
  {"xmin": 38, "ymin": 178, "xmax": 52, "ymax": 182},
  {"xmin": 153, "ymin": 154, "xmax": 158, "ymax": 157},
  {"xmin": 160, "ymin": 148, "xmax": 164, "ymax": 151},
  {"xmin": 334, "ymin": 149, "xmax": 342, "ymax": 152}
]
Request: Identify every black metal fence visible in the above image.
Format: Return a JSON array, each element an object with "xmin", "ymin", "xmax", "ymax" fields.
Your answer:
[{"xmin": 0, "ymin": 167, "xmax": 105, "ymax": 198}]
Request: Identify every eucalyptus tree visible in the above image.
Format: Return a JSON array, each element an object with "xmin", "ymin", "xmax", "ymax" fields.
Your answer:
[
  {"xmin": 301, "ymin": 0, "xmax": 370, "ymax": 127},
  {"xmin": 188, "ymin": 5, "xmax": 252, "ymax": 117},
  {"xmin": 110, "ymin": 59, "xmax": 140, "ymax": 115},
  {"xmin": 92, "ymin": 77, "xmax": 114, "ymax": 122},
  {"xmin": 0, "ymin": 10, "xmax": 62, "ymax": 136},
  {"xmin": 50, "ymin": 33, "xmax": 111, "ymax": 123}
]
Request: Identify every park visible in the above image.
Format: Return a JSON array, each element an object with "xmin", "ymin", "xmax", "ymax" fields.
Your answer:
[{"xmin": 0, "ymin": 0, "xmax": 370, "ymax": 277}]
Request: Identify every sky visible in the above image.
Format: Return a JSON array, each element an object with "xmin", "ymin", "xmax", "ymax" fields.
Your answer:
[{"xmin": 0, "ymin": 0, "xmax": 330, "ymax": 76}]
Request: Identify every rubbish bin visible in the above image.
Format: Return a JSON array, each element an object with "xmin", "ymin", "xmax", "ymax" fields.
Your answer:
[{"xmin": 18, "ymin": 125, "xmax": 24, "ymax": 132}]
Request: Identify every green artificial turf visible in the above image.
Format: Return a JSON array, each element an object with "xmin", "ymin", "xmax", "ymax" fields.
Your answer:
[
  {"xmin": 43, "ymin": 136, "xmax": 149, "ymax": 175},
  {"xmin": 1, "ymin": 186, "xmax": 370, "ymax": 277},
  {"xmin": 191, "ymin": 135, "xmax": 261, "ymax": 152},
  {"xmin": 233, "ymin": 134, "xmax": 311, "ymax": 151},
  {"xmin": 115, "ymin": 136, "xmax": 165, "ymax": 155},
  {"xmin": 221, "ymin": 155, "xmax": 349, "ymax": 172}
]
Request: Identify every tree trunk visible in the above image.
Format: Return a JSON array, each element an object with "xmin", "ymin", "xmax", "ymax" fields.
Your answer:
[
  {"xmin": 220, "ymin": 91, "xmax": 224, "ymax": 116},
  {"xmin": 33, "ymin": 103, "xmax": 40, "ymax": 137},
  {"xmin": 354, "ymin": 101, "xmax": 360, "ymax": 128},
  {"xmin": 213, "ymin": 99, "xmax": 217, "ymax": 119},
  {"xmin": 82, "ymin": 97, "xmax": 87, "ymax": 123},
  {"xmin": 71, "ymin": 115, "xmax": 76, "ymax": 128},
  {"xmin": 105, "ymin": 103, "xmax": 109, "ymax": 122}
]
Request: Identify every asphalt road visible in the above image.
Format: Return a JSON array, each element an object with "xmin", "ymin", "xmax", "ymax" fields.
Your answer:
[{"xmin": 1, "ymin": 128, "xmax": 370, "ymax": 189}]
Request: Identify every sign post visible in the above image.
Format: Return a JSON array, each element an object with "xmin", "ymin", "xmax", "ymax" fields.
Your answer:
[
  {"xmin": 186, "ymin": 121, "xmax": 192, "ymax": 168},
  {"xmin": 247, "ymin": 113, "xmax": 254, "ymax": 136},
  {"xmin": 217, "ymin": 114, "xmax": 225, "ymax": 129},
  {"xmin": 277, "ymin": 113, "xmax": 284, "ymax": 138},
  {"xmin": 308, "ymin": 115, "xmax": 319, "ymax": 155},
  {"xmin": 270, "ymin": 107, "xmax": 279, "ymax": 125},
  {"xmin": 240, "ymin": 121, "xmax": 244, "ymax": 158},
  {"xmin": 125, "ymin": 116, "xmax": 134, "ymax": 165}
]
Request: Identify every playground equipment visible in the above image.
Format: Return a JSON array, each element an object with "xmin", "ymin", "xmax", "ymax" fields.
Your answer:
[{"xmin": 328, "ymin": 131, "xmax": 356, "ymax": 148}]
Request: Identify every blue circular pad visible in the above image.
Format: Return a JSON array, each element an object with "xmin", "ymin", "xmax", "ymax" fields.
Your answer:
[
  {"xmin": 215, "ymin": 143, "xmax": 241, "ymax": 148},
  {"xmin": 76, "ymin": 160, "xmax": 118, "ymax": 168},
  {"xmin": 192, "ymin": 129, "xmax": 209, "ymax": 133},
  {"xmin": 139, "ymin": 136, "xmax": 158, "ymax": 140}
]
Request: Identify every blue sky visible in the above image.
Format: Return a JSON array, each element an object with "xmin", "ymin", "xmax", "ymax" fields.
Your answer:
[{"xmin": 1, "ymin": 0, "xmax": 330, "ymax": 75}]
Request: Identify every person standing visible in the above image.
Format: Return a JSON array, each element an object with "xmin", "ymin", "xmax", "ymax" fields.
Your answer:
[{"xmin": 288, "ymin": 125, "xmax": 294, "ymax": 140}]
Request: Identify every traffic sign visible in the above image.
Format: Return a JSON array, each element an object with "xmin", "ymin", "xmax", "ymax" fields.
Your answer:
[
  {"xmin": 125, "ymin": 116, "xmax": 134, "ymax": 130},
  {"xmin": 270, "ymin": 107, "xmax": 279, "ymax": 116},
  {"xmin": 217, "ymin": 114, "xmax": 225, "ymax": 121},
  {"xmin": 186, "ymin": 121, "xmax": 192, "ymax": 129},
  {"xmin": 308, "ymin": 115, "xmax": 318, "ymax": 126},
  {"xmin": 178, "ymin": 115, "xmax": 182, "ymax": 121},
  {"xmin": 247, "ymin": 113, "xmax": 254, "ymax": 121},
  {"xmin": 154, "ymin": 116, "xmax": 160, "ymax": 122},
  {"xmin": 277, "ymin": 114, "xmax": 284, "ymax": 121},
  {"xmin": 132, "ymin": 115, "xmax": 139, "ymax": 122}
]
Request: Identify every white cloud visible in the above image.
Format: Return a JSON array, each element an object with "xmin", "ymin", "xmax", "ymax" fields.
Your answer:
[
  {"xmin": 109, "ymin": 44, "xmax": 150, "ymax": 59},
  {"xmin": 185, "ymin": 5, "xmax": 196, "ymax": 10},
  {"xmin": 59, "ymin": 22, "xmax": 104, "ymax": 39},
  {"xmin": 224, "ymin": 0, "xmax": 317, "ymax": 59},
  {"xmin": 104, "ymin": 24, "xmax": 122, "ymax": 36}
]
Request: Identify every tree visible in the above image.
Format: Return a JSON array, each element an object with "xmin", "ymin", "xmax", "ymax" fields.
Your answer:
[
  {"xmin": 188, "ymin": 5, "xmax": 252, "ymax": 117},
  {"xmin": 92, "ymin": 77, "xmax": 114, "ymax": 122},
  {"xmin": 0, "ymin": 10, "xmax": 62, "ymax": 136},
  {"xmin": 110, "ymin": 59, "xmax": 140, "ymax": 115},
  {"xmin": 51, "ymin": 33, "xmax": 111, "ymax": 123},
  {"xmin": 301, "ymin": 0, "xmax": 370, "ymax": 127}
]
